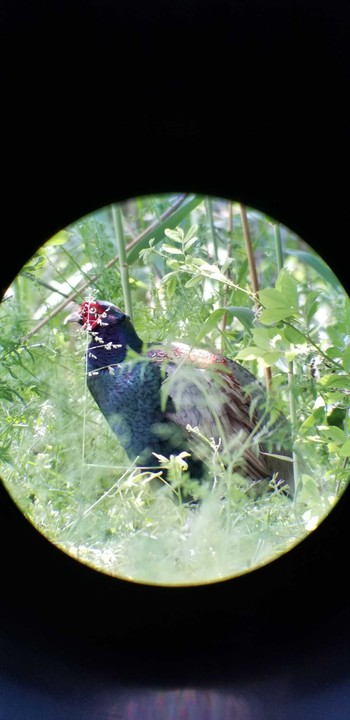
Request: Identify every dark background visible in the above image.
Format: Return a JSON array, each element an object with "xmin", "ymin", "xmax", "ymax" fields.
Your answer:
[{"xmin": 1, "ymin": 0, "xmax": 350, "ymax": 717}]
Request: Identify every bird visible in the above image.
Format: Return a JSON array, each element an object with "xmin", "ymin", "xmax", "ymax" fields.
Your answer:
[{"xmin": 65, "ymin": 299, "xmax": 294, "ymax": 497}]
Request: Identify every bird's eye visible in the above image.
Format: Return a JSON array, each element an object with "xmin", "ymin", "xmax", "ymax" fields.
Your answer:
[{"xmin": 0, "ymin": 193, "xmax": 349, "ymax": 590}]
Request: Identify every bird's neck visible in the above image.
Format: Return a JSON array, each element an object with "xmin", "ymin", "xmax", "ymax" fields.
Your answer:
[{"xmin": 87, "ymin": 317, "xmax": 143, "ymax": 372}]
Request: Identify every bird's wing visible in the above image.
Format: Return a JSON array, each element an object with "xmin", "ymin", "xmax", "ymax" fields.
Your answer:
[{"xmin": 146, "ymin": 342, "xmax": 273, "ymax": 480}]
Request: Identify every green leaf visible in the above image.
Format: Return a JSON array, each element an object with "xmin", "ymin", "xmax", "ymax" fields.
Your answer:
[
  {"xmin": 194, "ymin": 309, "xmax": 227, "ymax": 341},
  {"xmin": 165, "ymin": 274, "xmax": 178, "ymax": 299},
  {"xmin": 184, "ymin": 274, "xmax": 202, "ymax": 288},
  {"xmin": 275, "ymin": 268, "xmax": 299, "ymax": 308},
  {"xmin": 184, "ymin": 235, "xmax": 199, "ymax": 251},
  {"xmin": 191, "ymin": 259, "xmax": 228, "ymax": 282},
  {"xmin": 164, "ymin": 228, "xmax": 184, "ymax": 243},
  {"xmin": 235, "ymin": 346, "xmax": 263, "ymax": 361},
  {"xmin": 339, "ymin": 439, "xmax": 350, "ymax": 457},
  {"xmin": 0, "ymin": 442, "xmax": 12, "ymax": 463},
  {"xmin": 259, "ymin": 307, "xmax": 296, "ymax": 324},
  {"xmin": 259, "ymin": 287, "xmax": 298, "ymax": 324},
  {"xmin": 252, "ymin": 327, "xmax": 281, "ymax": 350},
  {"xmin": 162, "ymin": 244, "xmax": 184, "ymax": 255},
  {"xmin": 342, "ymin": 344, "xmax": 350, "ymax": 372},
  {"xmin": 194, "ymin": 306, "xmax": 255, "ymax": 342},
  {"xmin": 225, "ymin": 306, "xmax": 255, "ymax": 333},
  {"xmin": 183, "ymin": 224, "xmax": 198, "ymax": 243},
  {"xmin": 318, "ymin": 374, "xmax": 350, "ymax": 390},
  {"xmin": 160, "ymin": 271, "xmax": 176, "ymax": 286},
  {"xmin": 127, "ymin": 195, "xmax": 203, "ymax": 263},
  {"xmin": 261, "ymin": 351, "xmax": 283, "ymax": 366},
  {"xmin": 300, "ymin": 407, "xmax": 325, "ymax": 432},
  {"xmin": 235, "ymin": 347, "xmax": 281, "ymax": 365},
  {"xmin": 288, "ymin": 249, "xmax": 342, "ymax": 291},
  {"xmin": 284, "ymin": 325, "xmax": 307, "ymax": 345},
  {"xmin": 165, "ymin": 258, "xmax": 181, "ymax": 270},
  {"xmin": 0, "ymin": 381, "xmax": 21, "ymax": 402},
  {"xmin": 303, "ymin": 290, "xmax": 319, "ymax": 325},
  {"xmin": 318, "ymin": 425, "xmax": 346, "ymax": 443},
  {"xmin": 326, "ymin": 346, "xmax": 342, "ymax": 360}
]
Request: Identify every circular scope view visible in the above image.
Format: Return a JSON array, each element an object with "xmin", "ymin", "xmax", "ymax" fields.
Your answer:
[{"xmin": 0, "ymin": 194, "xmax": 348, "ymax": 585}]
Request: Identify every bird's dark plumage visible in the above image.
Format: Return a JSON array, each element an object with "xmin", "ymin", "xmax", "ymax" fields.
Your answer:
[{"xmin": 65, "ymin": 299, "xmax": 294, "ymax": 494}]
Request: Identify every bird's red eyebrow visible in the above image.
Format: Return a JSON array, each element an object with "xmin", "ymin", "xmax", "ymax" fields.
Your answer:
[{"xmin": 81, "ymin": 301, "xmax": 105, "ymax": 316}]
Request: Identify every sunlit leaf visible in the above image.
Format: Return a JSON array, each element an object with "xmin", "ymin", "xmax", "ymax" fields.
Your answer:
[
  {"xmin": 235, "ymin": 347, "xmax": 281, "ymax": 365},
  {"xmin": 259, "ymin": 307, "xmax": 296, "ymax": 324},
  {"xmin": 318, "ymin": 425, "xmax": 346, "ymax": 443},
  {"xmin": 164, "ymin": 228, "xmax": 184, "ymax": 243},
  {"xmin": 235, "ymin": 346, "xmax": 263, "ymax": 361},
  {"xmin": 318, "ymin": 374, "xmax": 350, "ymax": 390},
  {"xmin": 184, "ymin": 224, "xmax": 198, "ymax": 243},
  {"xmin": 162, "ymin": 244, "xmax": 184, "ymax": 255},
  {"xmin": 259, "ymin": 287, "xmax": 298, "ymax": 324},
  {"xmin": 300, "ymin": 407, "xmax": 325, "ymax": 432},
  {"xmin": 275, "ymin": 268, "xmax": 299, "ymax": 308}
]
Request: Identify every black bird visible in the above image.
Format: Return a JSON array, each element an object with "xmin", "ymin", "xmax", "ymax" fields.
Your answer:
[{"xmin": 65, "ymin": 299, "xmax": 294, "ymax": 495}]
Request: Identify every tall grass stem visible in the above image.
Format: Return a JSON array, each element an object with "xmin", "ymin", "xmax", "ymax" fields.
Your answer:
[
  {"xmin": 112, "ymin": 205, "xmax": 133, "ymax": 321},
  {"xmin": 205, "ymin": 197, "xmax": 219, "ymax": 262},
  {"xmin": 274, "ymin": 221, "xmax": 300, "ymax": 493},
  {"xmin": 240, "ymin": 204, "xmax": 272, "ymax": 389}
]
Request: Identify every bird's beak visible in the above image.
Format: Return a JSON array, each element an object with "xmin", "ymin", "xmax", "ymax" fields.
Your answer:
[{"xmin": 64, "ymin": 309, "xmax": 83, "ymax": 325}]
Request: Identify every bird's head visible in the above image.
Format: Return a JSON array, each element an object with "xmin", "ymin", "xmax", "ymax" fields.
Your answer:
[{"xmin": 64, "ymin": 299, "xmax": 127, "ymax": 333}]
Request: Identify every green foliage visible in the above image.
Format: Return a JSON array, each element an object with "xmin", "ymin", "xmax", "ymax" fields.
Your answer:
[{"xmin": 0, "ymin": 195, "xmax": 348, "ymax": 585}]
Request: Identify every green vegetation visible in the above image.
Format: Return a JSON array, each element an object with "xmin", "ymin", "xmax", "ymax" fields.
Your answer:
[{"xmin": 0, "ymin": 194, "xmax": 349, "ymax": 585}]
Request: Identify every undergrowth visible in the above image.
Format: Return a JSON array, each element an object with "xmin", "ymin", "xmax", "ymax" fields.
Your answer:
[{"xmin": 0, "ymin": 195, "xmax": 348, "ymax": 585}]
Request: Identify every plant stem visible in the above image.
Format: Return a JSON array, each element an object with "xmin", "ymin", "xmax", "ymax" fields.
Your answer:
[
  {"xmin": 111, "ymin": 204, "xmax": 133, "ymax": 322},
  {"xmin": 288, "ymin": 361, "xmax": 301, "ymax": 495},
  {"xmin": 274, "ymin": 221, "xmax": 300, "ymax": 493},
  {"xmin": 221, "ymin": 201, "xmax": 234, "ymax": 349},
  {"xmin": 274, "ymin": 223, "xmax": 284, "ymax": 273},
  {"xmin": 240, "ymin": 204, "xmax": 272, "ymax": 389},
  {"xmin": 205, "ymin": 197, "xmax": 219, "ymax": 262},
  {"xmin": 240, "ymin": 204, "xmax": 259, "ymax": 296}
]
